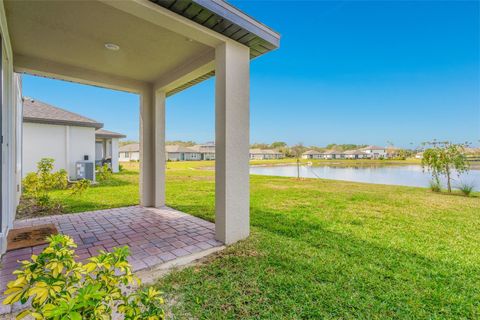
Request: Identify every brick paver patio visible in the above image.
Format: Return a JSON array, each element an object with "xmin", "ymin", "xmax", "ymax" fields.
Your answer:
[{"xmin": 0, "ymin": 206, "xmax": 222, "ymax": 314}]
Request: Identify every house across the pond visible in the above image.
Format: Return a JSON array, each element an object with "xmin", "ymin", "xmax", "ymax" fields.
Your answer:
[
  {"xmin": 301, "ymin": 150, "xmax": 325, "ymax": 159},
  {"xmin": 165, "ymin": 145, "xmax": 201, "ymax": 161},
  {"xmin": 190, "ymin": 142, "xmax": 216, "ymax": 160},
  {"xmin": 22, "ymin": 97, "xmax": 125, "ymax": 179},
  {"xmin": 119, "ymin": 143, "xmax": 213, "ymax": 162},
  {"xmin": 249, "ymin": 149, "xmax": 284, "ymax": 160},
  {"xmin": 343, "ymin": 149, "xmax": 368, "ymax": 159},
  {"xmin": 302, "ymin": 148, "xmax": 374, "ymax": 159},
  {"xmin": 359, "ymin": 145, "xmax": 387, "ymax": 159}
]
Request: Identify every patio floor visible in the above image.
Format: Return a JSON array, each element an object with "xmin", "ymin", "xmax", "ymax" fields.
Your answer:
[{"xmin": 0, "ymin": 206, "xmax": 222, "ymax": 313}]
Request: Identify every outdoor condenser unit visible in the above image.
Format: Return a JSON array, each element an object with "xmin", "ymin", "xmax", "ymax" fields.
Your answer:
[{"xmin": 76, "ymin": 161, "xmax": 94, "ymax": 181}]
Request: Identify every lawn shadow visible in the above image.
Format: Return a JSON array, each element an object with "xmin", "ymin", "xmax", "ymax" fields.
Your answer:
[{"xmin": 245, "ymin": 208, "xmax": 480, "ymax": 318}]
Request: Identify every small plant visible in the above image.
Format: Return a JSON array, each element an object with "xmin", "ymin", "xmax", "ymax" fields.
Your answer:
[
  {"xmin": 70, "ymin": 179, "xmax": 90, "ymax": 196},
  {"xmin": 429, "ymin": 179, "xmax": 441, "ymax": 192},
  {"xmin": 459, "ymin": 182, "xmax": 475, "ymax": 196},
  {"xmin": 3, "ymin": 234, "xmax": 165, "ymax": 319},
  {"xmin": 96, "ymin": 164, "xmax": 112, "ymax": 181},
  {"xmin": 119, "ymin": 164, "xmax": 124, "ymax": 172},
  {"xmin": 22, "ymin": 158, "xmax": 69, "ymax": 208}
]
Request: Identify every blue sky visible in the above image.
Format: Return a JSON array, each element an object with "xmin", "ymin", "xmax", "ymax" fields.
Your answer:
[{"xmin": 23, "ymin": 1, "xmax": 479, "ymax": 148}]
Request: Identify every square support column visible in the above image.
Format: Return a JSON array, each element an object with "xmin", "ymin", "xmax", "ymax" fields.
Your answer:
[
  {"xmin": 140, "ymin": 87, "xmax": 166, "ymax": 207},
  {"xmin": 111, "ymin": 138, "xmax": 120, "ymax": 173},
  {"xmin": 215, "ymin": 41, "xmax": 250, "ymax": 244}
]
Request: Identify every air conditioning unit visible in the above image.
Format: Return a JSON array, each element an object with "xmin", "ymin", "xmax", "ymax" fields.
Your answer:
[{"xmin": 76, "ymin": 161, "xmax": 94, "ymax": 181}]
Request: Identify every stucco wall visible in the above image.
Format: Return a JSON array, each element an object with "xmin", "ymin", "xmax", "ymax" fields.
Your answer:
[
  {"xmin": 23, "ymin": 122, "xmax": 67, "ymax": 175},
  {"xmin": 23, "ymin": 123, "xmax": 95, "ymax": 180},
  {"xmin": 68, "ymin": 126, "xmax": 95, "ymax": 179}
]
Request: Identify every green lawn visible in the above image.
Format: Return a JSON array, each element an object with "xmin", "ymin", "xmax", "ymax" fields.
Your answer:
[{"xmin": 49, "ymin": 161, "xmax": 479, "ymax": 319}]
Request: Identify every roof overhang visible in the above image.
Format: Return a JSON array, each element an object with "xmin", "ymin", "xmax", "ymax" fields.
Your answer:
[
  {"xmin": 152, "ymin": 0, "xmax": 280, "ymax": 58},
  {"xmin": 95, "ymin": 132, "xmax": 127, "ymax": 139},
  {"xmin": 23, "ymin": 117, "xmax": 104, "ymax": 129},
  {"xmin": 4, "ymin": 0, "xmax": 279, "ymax": 96}
]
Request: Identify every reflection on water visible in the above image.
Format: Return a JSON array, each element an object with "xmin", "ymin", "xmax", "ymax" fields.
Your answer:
[{"xmin": 250, "ymin": 164, "xmax": 480, "ymax": 191}]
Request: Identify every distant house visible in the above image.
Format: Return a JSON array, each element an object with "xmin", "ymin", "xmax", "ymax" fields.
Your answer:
[
  {"xmin": 119, "ymin": 143, "xmax": 140, "ymax": 162},
  {"xmin": 302, "ymin": 150, "xmax": 325, "ymax": 159},
  {"xmin": 190, "ymin": 142, "xmax": 216, "ymax": 160},
  {"xmin": 23, "ymin": 97, "xmax": 124, "ymax": 179},
  {"xmin": 343, "ymin": 150, "xmax": 368, "ymax": 159},
  {"xmin": 360, "ymin": 145, "xmax": 387, "ymax": 159},
  {"xmin": 119, "ymin": 144, "xmax": 206, "ymax": 162},
  {"xmin": 415, "ymin": 152, "xmax": 424, "ymax": 159},
  {"xmin": 331, "ymin": 151, "xmax": 345, "ymax": 159},
  {"xmin": 323, "ymin": 150, "xmax": 336, "ymax": 159},
  {"xmin": 166, "ymin": 145, "xmax": 201, "ymax": 161},
  {"xmin": 249, "ymin": 149, "xmax": 284, "ymax": 160}
]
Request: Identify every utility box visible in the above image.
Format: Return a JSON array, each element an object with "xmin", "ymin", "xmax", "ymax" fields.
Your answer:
[{"xmin": 76, "ymin": 161, "xmax": 94, "ymax": 181}]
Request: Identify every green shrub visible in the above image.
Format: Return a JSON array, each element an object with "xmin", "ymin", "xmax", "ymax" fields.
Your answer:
[
  {"xmin": 52, "ymin": 169, "xmax": 68, "ymax": 190},
  {"xmin": 119, "ymin": 164, "xmax": 124, "ymax": 172},
  {"xmin": 429, "ymin": 179, "xmax": 441, "ymax": 192},
  {"xmin": 459, "ymin": 182, "xmax": 475, "ymax": 196},
  {"xmin": 96, "ymin": 164, "xmax": 112, "ymax": 181},
  {"xmin": 23, "ymin": 159, "xmax": 69, "ymax": 196},
  {"xmin": 22, "ymin": 158, "xmax": 65, "ymax": 208},
  {"xmin": 3, "ymin": 234, "xmax": 165, "ymax": 319},
  {"xmin": 70, "ymin": 179, "xmax": 90, "ymax": 196},
  {"xmin": 23, "ymin": 172, "xmax": 40, "ymax": 196}
]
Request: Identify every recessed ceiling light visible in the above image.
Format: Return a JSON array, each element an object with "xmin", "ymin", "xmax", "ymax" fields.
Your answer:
[{"xmin": 104, "ymin": 43, "xmax": 120, "ymax": 51}]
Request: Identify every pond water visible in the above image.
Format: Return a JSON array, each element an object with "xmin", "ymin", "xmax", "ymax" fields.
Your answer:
[{"xmin": 250, "ymin": 164, "xmax": 480, "ymax": 191}]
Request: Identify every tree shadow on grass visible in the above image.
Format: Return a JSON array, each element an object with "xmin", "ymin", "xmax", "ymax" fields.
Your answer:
[
  {"xmin": 157, "ymin": 205, "xmax": 480, "ymax": 319},
  {"xmin": 247, "ymin": 208, "xmax": 480, "ymax": 318}
]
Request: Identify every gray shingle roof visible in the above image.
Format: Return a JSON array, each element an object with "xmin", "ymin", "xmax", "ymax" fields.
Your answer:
[
  {"xmin": 190, "ymin": 144, "xmax": 215, "ymax": 153},
  {"xmin": 119, "ymin": 143, "xmax": 139, "ymax": 152},
  {"xmin": 361, "ymin": 145, "xmax": 385, "ymax": 150},
  {"xmin": 303, "ymin": 150, "xmax": 323, "ymax": 155},
  {"xmin": 249, "ymin": 149, "xmax": 282, "ymax": 155},
  {"xmin": 23, "ymin": 97, "xmax": 103, "ymax": 129},
  {"xmin": 95, "ymin": 129, "xmax": 126, "ymax": 139},
  {"xmin": 166, "ymin": 145, "xmax": 199, "ymax": 153},
  {"xmin": 324, "ymin": 150, "xmax": 338, "ymax": 155},
  {"xmin": 343, "ymin": 150, "xmax": 367, "ymax": 155}
]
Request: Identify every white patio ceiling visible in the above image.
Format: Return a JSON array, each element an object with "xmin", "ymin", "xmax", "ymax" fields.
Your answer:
[{"xmin": 4, "ymin": 0, "xmax": 280, "ymax": 95}]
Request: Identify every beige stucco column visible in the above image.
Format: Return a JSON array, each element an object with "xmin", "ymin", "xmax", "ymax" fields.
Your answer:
[
  {"xmin": 140, "ymin": 87, "xmax": 166, "ymax": 207},
  {"xmin": 215, "ymin": 41, "xmax": 250, "ymax": 244},
  {"xmin": 111, "ymin": 138, "xmax": 120, "ymax": 173}
]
